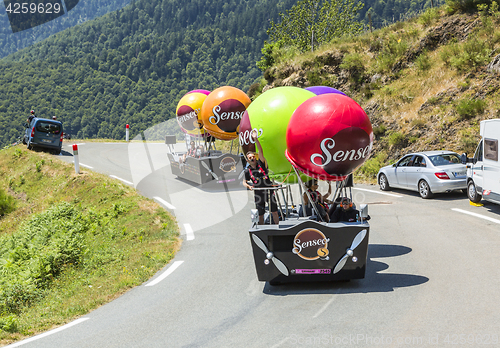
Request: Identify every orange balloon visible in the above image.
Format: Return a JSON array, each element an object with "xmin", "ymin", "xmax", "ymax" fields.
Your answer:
[{"xmin": 200, "ymin": 86, "xmax": 251, "ymax": 140}]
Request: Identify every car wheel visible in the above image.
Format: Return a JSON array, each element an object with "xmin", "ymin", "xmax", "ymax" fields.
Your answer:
[
  {"xmin": 418, "ymin": 180, "xmax": 433, "ymax": 199},
  {"xmin": 378, "ymin": 174, "xmax": 390, "ymax": 191},
  {"xmin": 22, "ymin": 137, "xmax": 27, "ymax": 145},
  {"xmin": 467, "ymin": 181, "xmax": 482, "ymax": 203}
]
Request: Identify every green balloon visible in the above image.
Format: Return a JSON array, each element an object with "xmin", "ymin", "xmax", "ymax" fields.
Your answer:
[{"xmin": 246, "ymin": 87, "xmax": 315, "ymax": 182}]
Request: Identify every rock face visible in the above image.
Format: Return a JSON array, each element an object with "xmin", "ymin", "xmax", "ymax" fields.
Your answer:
[{"xmin": 487, "ymin": 54, "xmax": 500, "ymax": 74}]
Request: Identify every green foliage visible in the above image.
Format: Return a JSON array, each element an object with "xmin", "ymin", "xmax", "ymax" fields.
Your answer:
[
  {"xmin": 0, "ymin": 203, "xmax": 86, "ymax": 314},
  {"xmin": 455, "ymin": 98, "xmax": 486, "ymax": 119},
  {"xmin": 440, "ymin": 38, "xmax": 492, "ymax": 71},
  {"xmin": 340, "ymin": 52, "xmax": 365, "ymax": 72},
  {"xmin": 415, "ymin": 51, "xmax": 432, "ymax": 71},
  {"xmin": 387, "ymin": 131, "xmax": 406, "ymax": 146},
  {"xmin": 268, "ymin": 0, "xmax": 365, "ymax": 53},
  {"xmin": 418, "ymin": 7, "xmax": 441, "ymax": 26},
  {"xmin": 357, "ymin": 151, "xmax": 388, "ymax": 178},
  {"xmin": 459, "ymin": 128, "xmax": 481, "ymax": 153},
  {"xmin": 445, "ymin": 0, "xmax": 493, "ymax": 13},
  {"xmin": 375, "ymin": 34, "xmax": 409, "ymax": 73},
  {"xmin": 0, "ymin": 188, "xmax": 16, "ymax": 217}
]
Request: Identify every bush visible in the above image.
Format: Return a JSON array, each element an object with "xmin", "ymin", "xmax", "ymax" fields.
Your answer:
[
  {"xmin": 456, "ymin": 98, "xmax": 487, "ymax": 119},
  {"xmin": 445, "ymin": 0, "xmax": 494, "ymax": 14},
  {"xmin": 419, "ymin": 8, "xmax": 440, "ymax": 26},
  {"xmin": 415, "ymin": 51, "xmax": 432, "ymax": 71},
  {"xmin": 448, "ymin": 38, "xmax": 492, "ymax": 71},
  {"xmin": 373, "ymin": 124, "xmax": 387, "ymax": 136},
  {"xmin": 0, "ymin": 188, "xmax": 15, "ymax": 217},
  {"xmin": 387, "ymin": 131, "xmax": 406, "ymax": 146},
  {"xmin": 0, "ymin": 203, "xmax": 88, "ymax": 315},
  {"xmin": 358, "ymin": 152, "xmax": 388, "ymax": 178},
  {"xmin": 340, "ymin": 52, "xmax": 365, "ymax": 72}
]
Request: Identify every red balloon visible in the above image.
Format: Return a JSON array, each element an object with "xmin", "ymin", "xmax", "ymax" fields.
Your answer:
[{"xmin": 285, "ymin": 94, "xmax": 373, "ymax": 181}]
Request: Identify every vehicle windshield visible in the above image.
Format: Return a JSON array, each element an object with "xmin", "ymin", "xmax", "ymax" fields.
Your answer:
[
  {"xmin": 428, "ymin": 154, "xmax": 461, "ymax": 166},
  {"xmin": 36, "ymin": 121, "xmax": 61, "ymax": 134}
]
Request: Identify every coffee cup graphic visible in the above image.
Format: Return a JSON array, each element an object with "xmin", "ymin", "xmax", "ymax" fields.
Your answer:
[{"xmin": 4, "ymin": 0, "xmax": 79, "ymax": 33}]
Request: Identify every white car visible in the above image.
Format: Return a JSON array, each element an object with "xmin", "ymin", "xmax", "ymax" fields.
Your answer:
[{"xmin": 377, "ymin": 151, "xmax": 467, "ymax": 199}]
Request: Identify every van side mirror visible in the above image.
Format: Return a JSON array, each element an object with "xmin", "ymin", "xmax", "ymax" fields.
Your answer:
[{"xmin": 461, "ymin": 153, "xmax": 477, "ymax": 164}]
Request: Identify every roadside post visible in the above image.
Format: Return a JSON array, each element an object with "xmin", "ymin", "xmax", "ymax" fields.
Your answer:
[
  {"xmin": 126, "ymin": 124, "xmax": 129, "ymax": 142},
  {"xmin": 73, "ymin": 144, "xmax": 80, "ymax": 174}
]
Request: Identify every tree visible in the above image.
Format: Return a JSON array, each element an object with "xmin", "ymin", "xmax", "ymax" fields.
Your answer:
[{"xmin": 268, "ymin": 0, "xmax": 364, "ymax": 53}]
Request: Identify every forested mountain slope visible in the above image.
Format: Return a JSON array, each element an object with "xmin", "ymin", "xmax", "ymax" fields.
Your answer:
[
  {"xmin": 0, "ymin": 0, "xmax": 132, "ymax": 58},
  {"xmin": 0, "ymin": 0, "xmax": 298, "ymax": 147}
]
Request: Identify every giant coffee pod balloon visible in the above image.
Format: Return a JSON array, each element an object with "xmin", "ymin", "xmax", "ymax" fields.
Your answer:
[
  {"xmin": 305, "ymin": 86, "xmax": 347, "ymax": 96},
  {"xmin": 176, "ymin": 91, "xmax": 209, "ymax": 136},
  {"xmin": 242, "ymin": 87, "xmax": 315, "ymax": 179},
  {"xmin": 200, "ymin": 86, "xmax": 251, "ymax": 140},
  {"xmin": 187, "ymin": 89, "xmax": 210, "ymax": 95},
  {"xmin": 285, "ymin": 94, "xmax": 373, "ymax": 181}
]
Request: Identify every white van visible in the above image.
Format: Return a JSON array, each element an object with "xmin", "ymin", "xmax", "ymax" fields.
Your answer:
[{"xmin": 461, "ymin": 119, "xmax": 500, "ymax": 204}]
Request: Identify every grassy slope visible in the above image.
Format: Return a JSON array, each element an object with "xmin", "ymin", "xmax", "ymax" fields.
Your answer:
[
  {"xmin": 0, "ymin": 145, "xmax": 180, "ymax": 345},
  {"xmin": 261, "ymin": 5, "xmax": 500, "ymax": 183}
]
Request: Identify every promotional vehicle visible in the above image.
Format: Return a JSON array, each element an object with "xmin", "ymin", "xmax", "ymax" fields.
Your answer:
[
  {"xmin": 167, "ymin": 143, "xmax": 245, "ymax": 185},
  {"xmin": 461, "ymin": 119, "xmax": 500, "ymax": 205},
  {"xmin": 168, "ymin": 87, "xmax": 248, "ymax": 186},
  {"xmin": 249, "ymin": 183, "xmax": 370, "ymax": 285},
  {"xmin": 23, "ymin": 117, "xmax": 63, "ymax": 154},
  {"xmin": 377, "ymin": 151, "xmax": 467, "ymax": 199},
  {"xmin": 242, "ymin": 88, "xmax": 373, "ymax": 284}
]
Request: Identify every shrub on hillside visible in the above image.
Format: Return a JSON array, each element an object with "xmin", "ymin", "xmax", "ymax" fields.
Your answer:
[
  {"xmin": 456, "ymin": 98, "xmax": 486, "ymax": 119},
  {"xmin": 357, "ymin": 151, "xmax": 388, "ymax": 178},
  {"xmin": 0, "ymin": 188, "xmax": 15, "ymax": 217},
  {"xmin": 441, "ymin": 38, "xmax": 491, "ymax": 71},
  {"xmin": 445, "ymin": 0, "xmax": 494, "ymax": 14}
]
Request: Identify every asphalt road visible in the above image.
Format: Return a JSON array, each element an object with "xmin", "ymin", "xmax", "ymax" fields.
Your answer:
[{"xmin": 8, "ymin": 142, "xmax": 500, "ymax": 348}]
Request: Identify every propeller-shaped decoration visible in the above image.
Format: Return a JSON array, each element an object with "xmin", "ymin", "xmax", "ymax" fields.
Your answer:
[
  {"xmin": 201, "ymin": 161, "xmax": 219, "ymax": 180},
  {"xmin": 251, "ymin": 234, "xmax": 289, "ymax": 276},
  {"xmin": 333, "ymin": 229, "xmax": 367, "ymax": 274}
]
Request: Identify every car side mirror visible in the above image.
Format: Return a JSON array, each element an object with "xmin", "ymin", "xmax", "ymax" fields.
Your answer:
[{"xmin": 392, "ymin": 163, "xmax": 397, "ymax": 167}]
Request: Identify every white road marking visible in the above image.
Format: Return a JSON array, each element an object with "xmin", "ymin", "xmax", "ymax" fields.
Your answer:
[
  {"xmin": 353, "ymin": 187, "xmax": 403, "ymax": 197},
  {"xmin": 76, "ymin": 143, "xmax": 85, "ymax": 146},
  {"xmin": 153, "ymin": 196, "xmax": 176, "ymax": 210},
  {"xmin": 313, "ymin": 289, "xmax": 341, "ymax": 319},
  {"xmin": 184, "ymin": 223, "xmax": 195, "ymax": 241},
  {"xmin": 80, "ymin": 163, "xmax": 93, "ymax": 169},
  {"xmin": 109, "ymin": 175, "xmax": 134, "ymax": 186},
  {"xmin": 452, "ymin": 208, "xmax": 500, "ymax": 225},
  {"xmin": 269, "ymin": 337, "xmax": 291, "ymax": 348},
  {"xmin": 145, "ymin": 261, "xmax": 184, "ymax": 287},
  {"xmin": 5, "ymin": 318, "xmax": 89, "ymax": 347}
]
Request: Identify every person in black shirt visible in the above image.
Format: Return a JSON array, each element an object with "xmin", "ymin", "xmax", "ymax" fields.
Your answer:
[
  {"xmin": 27, "ymin": 110, "xmax": 35, "ymax": 125},
  {"xmin": 329, "ymin": 197, "xmax": 359, "ymax": 223},
  {"xmin": 243, "ymin": 144, "xmax": 279, "ymax": 225}
]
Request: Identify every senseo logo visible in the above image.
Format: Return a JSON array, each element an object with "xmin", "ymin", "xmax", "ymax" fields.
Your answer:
[
  {"xmin": 177, "ymin": 109, "xmax": 199, "ymax": 124},
  {"xmin": 219, "ymin": 157, "xmax": 237, "ymax": 172},
  {"xmin": 311, "ymin": 138, "xmax": 371, "ymax": 167},
  {"xmin": 239, "ymin": 128, "xmax": 263, "ymax": 146},
  {"xmin": 209, "ymin": 105, "xmax": 245, "ymax": 125},
  {"xmin": 292, "ymin": 228, "xmax": 330, "ymax": 261}
]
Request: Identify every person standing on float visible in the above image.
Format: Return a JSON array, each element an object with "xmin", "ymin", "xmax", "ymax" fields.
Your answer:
[{"xmin": 242, "ymin": 132, "xmax": 279, "ymax": 224}]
